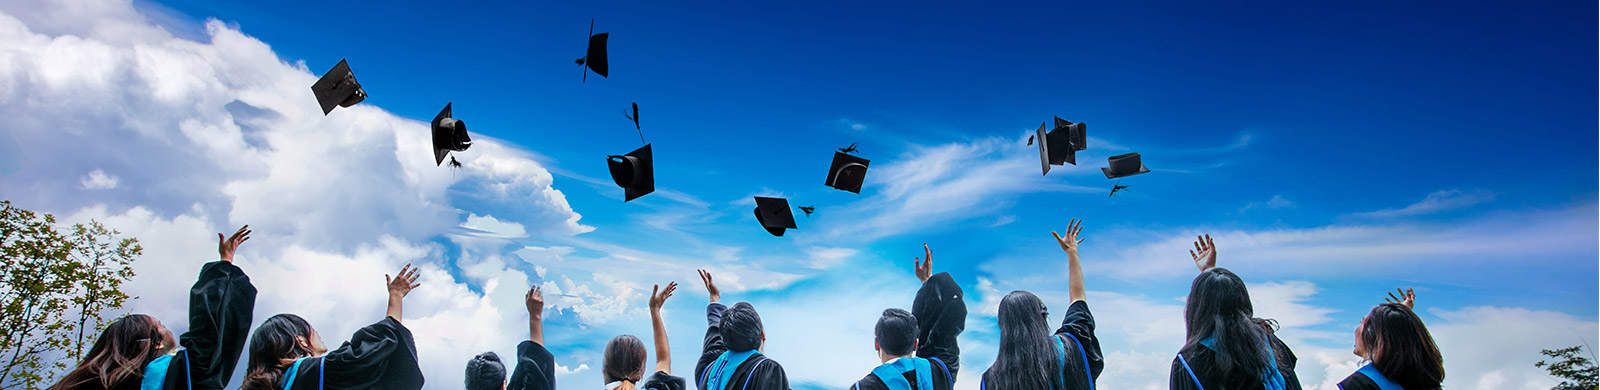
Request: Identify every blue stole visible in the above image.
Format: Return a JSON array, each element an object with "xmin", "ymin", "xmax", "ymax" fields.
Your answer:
[
  {"xmin": 1355, "ymin": 363, "xmax": 1403, "ymax": 390},
  {"xmin": 140, "ymin": 349, "xmax": 188, "ymax": 390},
  {"xmin": 871, "ymin": 357, "xmax": 933, "ymax": 390},
  {"xmin": 700, "ymin": 350, "xmax": 761, "ymax": 390},
  {"xmin": 1176, "ymin": 335, "xmax": 1287, "ymax": 390},
  {"xmin": 281, "ymin": 357, "xmax": 323, "ymax": 390}
]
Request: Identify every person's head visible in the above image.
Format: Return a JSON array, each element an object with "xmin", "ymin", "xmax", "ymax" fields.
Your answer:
[
  {"xmin": 1184, "ymin": 267, "xmax": 1274, "ymax": 379},
  {"xmin": 1354, "ymin": 303, "xmax": 1444, "ymax": 389},
  {"xmin": 719, "ymin": 302, "xmax": 765, "ymax": 352},
  {"xmin": 603, "ymin": 335, "xmax": 647, "ymax": 385},
  {"xmin": 241, "ymin": 314, "xmax": 328, "ymax": 390},
  {"xmin": 874, "ymin": 308, "xmax": 919, "ymax": 362},
  {"xmin": 465, "ymin": 351, "xmax": 508, "ymax": 390},
  {"xmin": 987, "ymin": 291, "xmax": 1056, "ymax": 390},
  {"xmin": 49, "ymin": 314, "xmax": 175, "ymax": 390}
]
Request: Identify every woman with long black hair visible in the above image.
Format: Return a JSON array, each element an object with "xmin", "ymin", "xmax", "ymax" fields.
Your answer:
[
  {"xmin": 980, "ymin": 219, "xmax": 1104, "ymax": 390},
  {"xmin": 238, "ymin": 264, "xmax": 425, "ymax": 390},
  {"xmin": 1169, "ymin": 235, "xmax": 1302, "ymax": 390},
  {"xmin": 49, "ymin": 225, "xmax": 257, "ymax": 390},
  {"xmin": 1336, "ymin": 289, "xmax": 1444, "ymax": 390}
]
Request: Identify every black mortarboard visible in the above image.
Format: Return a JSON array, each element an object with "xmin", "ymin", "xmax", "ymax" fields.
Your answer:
[
  {"xmin": 825, "ymin": 151, "xmax": 870, "ymax": 193},
  {"xmin": 310, "ymin": 59, "xmax": 366, "ymax": 115},
  {"xmin": 1036, "ymin": 117, "xmax": 1088, "ymax": 175},
  {"xmin": 606, "ymin": 144, "xmax": 655, "ymax": 201},
  {"xmin": 753, "ymin": 197, "xmax": 797, "ymax": 237},
  {"xmin": 431, "ymin": 103, "xmax": 472, "ymax": 166},
  {"xmin": 576, "ymin": 20, "xmax": 609, "ymax": 82},
  {"xmin": 1102, "ymin": 152, "xmax": 1152, "ymax": 179}
]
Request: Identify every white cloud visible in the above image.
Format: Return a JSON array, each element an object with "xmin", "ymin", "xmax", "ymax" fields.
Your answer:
[
  {"xmin": 554, "ymin": 363, "xmax": 590, "ymax": 378},
  {"xmin": 460, "ymin": 213, "xmax": 528, "ymax": 239},
  {"xmin": 80, "ymin": 169, "xmax": 118, "ymax": 189},
  {"xmin": 1353, "ymin": 189, "xmax": 1496, "ymax": 218},
  {"xmin": 804, "ymin": 246, "xmax": 857, "ymax": 270},
  {"xmin": 1243, "ymin": 194, "xmax": 1295, "ymax": 211}
]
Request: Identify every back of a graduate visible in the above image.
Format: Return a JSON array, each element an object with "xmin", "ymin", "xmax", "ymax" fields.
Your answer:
[{"xmin": 692, "ymin": 271, "xmax": 789, "ymax": 390}]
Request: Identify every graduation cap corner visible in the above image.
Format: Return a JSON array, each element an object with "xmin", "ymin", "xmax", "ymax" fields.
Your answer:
[
  {"xmin": 753, "ymin": 196, "xmax": 797, "ymax": 237},
  {"xmin": 310, "ymin": 58, "xmax": 367, "ymax": 115},
  {"xmin": 606, "ymin": 144, "xmax": 655, "ymax": 201},
  {"xmin": 431, "ymin": 103, "xmax": 472, "ymax": 166},
  {"xmin": 824, "ymin": 151, "xmax": 870, "ymax": 193}
]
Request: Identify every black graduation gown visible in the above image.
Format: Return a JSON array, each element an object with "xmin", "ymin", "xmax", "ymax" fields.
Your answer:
[
  {"xmin": 282, "ymin": 317, "xmax": 424, "ymax": 390},
  {"xmin": 1335, "ymin": 372, "xmax": 1382, "ymax": 390},
  {"xmin": 979, "ymin": 300, "xmax": 1104, "ymax": 390},
  {"xmin": 1167, "ymin": 331, "xmax": 1302, "ymax": 390},
  {"xmin": 508, "ymin": 340, "xmax": 557, "ymax": 390},
  {"xmin": 157, "ymin": 260, "xmax": 258, "ymax": 390},
  {"xmin": 693, "ymin": 303, "xmax": 789, "ymax": 390},
  {"xmin": 851, "ymin": 272, "xmax": 966, "ymax": 390},
  {"xmin": 641, "ymin": 371, "xmax": 687, "ymax": 390}
]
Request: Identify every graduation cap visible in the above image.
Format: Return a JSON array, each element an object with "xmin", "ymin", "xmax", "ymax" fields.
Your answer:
[
  {"xmin": 576, "ymin": 19, "xmax": 609, "ymax": 82},
  {"xmin": 753, "ymin": 196, "xmax": 796, "ymax": 237},
  {"xmin": 1102, "ymin": 152, "xmax": 1152, "ymax": 179},
  {"xmin": 431, "ymin": 103, "xmax": 472, "ymax": 166},
  {"xmin": 825, "ymin": 151, "xmax": 870, "ymax": 193},
  {"xmin": 310, "ymin": 59, "xmax": 367, "ymax": 115},
  {"xmin": 606, "ymin": 144, "xmax": 654, "ymax": 201},
  {"xmin": 1036, "ymin": 117, "xmax": 1088, "ymax": 175}
]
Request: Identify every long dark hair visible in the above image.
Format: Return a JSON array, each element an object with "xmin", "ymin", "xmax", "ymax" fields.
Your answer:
[
  {"xmin": 1360, "ymin": 303, "xmax": 1444, "ymax": 389},
  {"xmin": 987, "ymin": 291, "xmax": 1058, "ymax": 390},
  {"xmin": 49, "ymin": 314, "xmax": 169, "ymax": 390},
  {"xmin": 603, "ymin": 334, "xmax": 647, "ymax": 389},
  {"xmin": 1183, "ymin": 268, "xmax": 1278, "ymax": 380},
  {"xmin": 241, "ymin": 314, "xmax": 318, "ymax": 390}
]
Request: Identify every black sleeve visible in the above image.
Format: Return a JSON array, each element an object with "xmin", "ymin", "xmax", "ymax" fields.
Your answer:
[
  {"xmin": 911, "ymin": 272, "xmax": 966, "ymax": 380},
  {"xmin": 170, "ymin": 261, "xmax": 257, "ymax": 390},
  {"xmin": 1269, "ymin": 334, "xmax": 1303, "ymax": 390},
  {"xmin": 695, "ymin": 302, "xmax": 729, "ymax": 389},
  {"xmin": 1169, "ymin": 354, "xmax": 1202, "ymax": 390},
  {"xmin": 508, "ymin": 340, "xmax": 556, "ymax": 390},
  {"xmin": 1053, "ymin": 300, "xmax": 1103, "ymax": 381},
  {"xmin": 320, "ymin": 316, "xmax": 425, "ymax": 390},
  {"xmin": 640, "ymin": 371, "xmax": 686, "ymax": 390},
  {"xmin": 746, "ymin": 359, "xmax": 789, "ymax": 390}
]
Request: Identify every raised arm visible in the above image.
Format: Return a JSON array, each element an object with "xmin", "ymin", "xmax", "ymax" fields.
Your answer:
[
  {"xmin": 176, "ymin": 225, "xmax": 258, "ymax": 389},
  {"xmin": 1052, "ymin": 219, "xmax": 1086, "ymax": 303},
  {"xmin": 911, "ymin": 244, "xmax": 967, "ymax": 379},
  {"xmin": 527, "ymin": 285, "xmax": 546, "ymax": 346},
  {"xmin": 695, "ymin": 270, "xmax": 729, "ymax": 387},
  {"xmin": 1189, "ymin": 234, "xmax": 1216, "ymax": 272},
  {"xmin": 384, "ymin": 264, "xmax": 421, "ymax": 322},
  {"xmin": 1384, "ymin": 288, "xmax": 1416, "ymax": 309},
  {"xmin": 649, "ymin": 282, "xmax": 678, "ymax": 374}
]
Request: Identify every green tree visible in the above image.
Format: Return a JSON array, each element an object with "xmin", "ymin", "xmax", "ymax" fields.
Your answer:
[
  {"xmin": 1537, "ymin": 345, "xmax": 1600, "ymax": 390},
  {"xmin": 0, "ymin": 201, "xmax": 141, "ymax": 390}
]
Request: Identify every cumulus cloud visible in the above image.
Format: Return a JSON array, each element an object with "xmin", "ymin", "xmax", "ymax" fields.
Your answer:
[{"xmin": 80, "ymin": 169, "xmax": 119, "ymax": 189}]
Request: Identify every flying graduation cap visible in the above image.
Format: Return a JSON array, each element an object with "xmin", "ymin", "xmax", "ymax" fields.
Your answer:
[
  {"xmin": 825, "ymin": 149, "xmax": 870, "ymax": 194},
  {"xmin": 576, "ymin": 19, "xmax": 609, "ymax": 82},
  {"xmin": 607, "ymin": 144, "xmax": 655, "ymax": 201},
  {"xmin": 1036, "ymin": 117, "xmax": 1088, "ymax": 175},
  {"xmin": 310, "ymin": 59, "xmax": 367, "ymax": 115},
  {"xmin": 1102, "ymin": 152, "xmax": 1152, "ymax": 179},
  {"xmin": 431, "ymin": 103, "xmax": 472, "ymax": 166},
  {"xmin": 753, "ymin": 196, "xmax": 797, "ymax": 237}
]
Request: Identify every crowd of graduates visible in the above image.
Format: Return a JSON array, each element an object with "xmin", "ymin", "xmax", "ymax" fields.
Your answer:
[{"xmin": 45, "ymin": 220, "xmax": 1444, "ymax": 390}]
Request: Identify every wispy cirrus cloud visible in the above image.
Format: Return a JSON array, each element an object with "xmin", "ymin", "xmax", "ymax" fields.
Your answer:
[{"xmin": 1351, "ymin": 189, "xmax": 1496, "ymax": 218}]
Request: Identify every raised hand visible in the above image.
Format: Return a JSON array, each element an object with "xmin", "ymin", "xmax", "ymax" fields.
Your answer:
[
  {"xmin": 1385, "ymin": 288, "xmax": 1415, "ymax": 309},
  {"xmin": 650, "ymin": 282, "xmax": 678, "ymax": 311},
  {"xmin": 697, "ymin": 269, "xmax": 720, "ymax": 303},
  {"xmin": 385, "ymin": 264, "xmax": 422, "ymax": 298},
  {"xmin": 217, "ymin": 225, "xmax": 251, "ymax": 263},
  {"xmin": 1189, "ymin": 234, "xmax": 1217, "ymax": 272},
  {"xmin": 1052, "ymin": 219, "xmax": 1085, "ymax": 253},
  {"xmin": 526, "ymin": 285, "xmax": 546, "ymax": 317},
  {"xmin": 915, "ymin": 244, "xmax": 933, "ymax": 283}
]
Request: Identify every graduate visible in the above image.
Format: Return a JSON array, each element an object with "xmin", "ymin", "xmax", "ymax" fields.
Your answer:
[
  {"xmin": 49, "ymin": 225, "xmax": 258, "ymax": 390},
  {"xmin": 598, "ymin": 281, "xmax": 686, "ymax": 390},
  {"xmin": 238, "ymin": 264, "xmax": 426, "ymax": 390},
  {"xmin": 507, "ymin": 285, "xmax": 556, "ymax": 390},
  {"xmin": 465, "ymin": 352, "xmax": 507, "ymax": 390},
  {"xmin": 1336, "ymin": 289, "xmax": 1444, "ymax": 390},
  {"xmin": 692, "ymin": 270, "xmax": 789, "ymax": 390},
  {"xmin": 980, "ymin": 220, "xmax": 1104, "ymax": 390},
  {"xmin": 1169, "ymin": 235, "xmax": 1303, "ymax": 390},
  {"xmin": 850, "ymin": 244, "xmax": 966, "ymax": 390}
]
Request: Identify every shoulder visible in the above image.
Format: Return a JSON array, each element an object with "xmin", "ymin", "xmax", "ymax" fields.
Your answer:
[
  {"xmin": 1336, "ymin": 370, "xmax": 1377, "ymax": 390},
  {"xmin": 642, "ymin": 371, "xmax": 688, "ymax": 390},
  {"xmin": 853, "ymin": 372, "xmax": 885, "ymax": 390},
  {"xmin": 518, "ymin": 340, "xmax": 555, "ymax": 362}
]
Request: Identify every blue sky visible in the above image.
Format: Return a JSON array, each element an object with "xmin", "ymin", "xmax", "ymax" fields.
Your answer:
[{"xmin": 0, "ymin": 0, "xmax": 1595, "ymax": 389}]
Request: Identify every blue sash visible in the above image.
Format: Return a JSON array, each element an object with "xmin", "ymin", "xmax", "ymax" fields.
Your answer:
[
  {"xmin": 140, "ymin": 349, "xmax": 181, "ymax": 390},
  {"xmin": 871, "ymin": 357, "xmax": 934, "ymax": 390},
  {"xmin": 1177, "ymin": 335, "xmax": 1286, "ymax": 390},
  {"xmin": 1354, "ymin": 363, "xmax": 1403, "ymax": 390},
  {"xmin": 281, "ymin": 357, "xmax": 324, "ymax": 390},
  {"xmin": 700, "ymin": 350, "xmax": 762, "ymax": 390}
]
